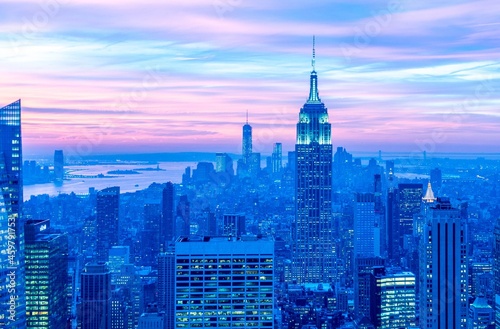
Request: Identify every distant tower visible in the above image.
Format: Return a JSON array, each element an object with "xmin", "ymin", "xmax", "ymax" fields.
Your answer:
[
  {"xmin": 242, "ymin": 111, "xmax": 252, "ymax": 163},
  {"xmin": 25, "ymin": 220, "xmax": 68, "ymax": 329},
  {"xmin": 54, "ymin": 149, "xmax": 64, "ymax": 182},
  {"xmin": 386, "ymin": 160, "xmax": 394, "ymax": 181},
  {"xmin": 292, "ymin": 37, "xmax": 334, "ymax": 284},
  {"xmin": 0, "ymin": 99, "xmax": 25, "ymax": 328},
  {"xmin": 161, "ymin": 182, "xmax": 175, "ymax": 249},
  {"xmin": 396, "ymin": 183, "xmax": 423, "ymax": 256},
  {"xmin": 142, "ymin": 203, "xmax": 161, "ymax": 266},
  {"xmin": 96, "ymin": 187, "xmax": 120, "ymax": 261},
  {"xmin": 80, "ymin": 262, "xmax": 112, "ymax": 329},
  {"xmin": 272, "ymin": 142, "xmax": 283, "ymax": 173},
  {"xmin": 419, "ymin": 198, "xmax": 468, "ymax": 329}
]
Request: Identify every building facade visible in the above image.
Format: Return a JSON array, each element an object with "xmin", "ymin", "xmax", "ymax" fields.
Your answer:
[
  {"xmin": 96, "ymin": 187, "xmax": 120, "ymax": 261},
  {"xmin": 0, "ymin": 99, "xmax": 25, "ymax": 328},
  {"xmin": 173, "ymin": 236, "xmax": 274, "ymax": 328},
  {"xmin": 80, "ymin": 262, "xmax": 112, "ymax": 329}
]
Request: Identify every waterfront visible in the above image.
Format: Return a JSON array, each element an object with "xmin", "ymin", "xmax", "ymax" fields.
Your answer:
[{"xmin": 23, "ymin": 162, "xmax": 197, "ymax": 200}]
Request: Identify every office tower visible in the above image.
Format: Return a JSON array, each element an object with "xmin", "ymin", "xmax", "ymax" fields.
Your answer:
[
  {"xmin": 161, "ymin": 182, "xmax": 175, "ymax": 249},
  {"xmin": 374, "ymin": 175, "xmax": 386, "ymax": 256},
  {"xmin": 373, "ymin": 269, "xmax": 416, "ymax": 329},
  {"xmin": 222, "ymin": 214, "xmax": 246, "ymax": 237},
  {"xmin": 430, "ymin": 167, "xmax": 442, "ymax": 191},
  {"xmin": 158, "ymin": 251, "xmax": 175, "ymax": 329},
  {"xmin": 108, "ymin": 246, "xmax": 130, "ymax": 274},
  {"xmin": 419, "ymin": 198, "xmax": 468, "ymax": 329},
  {"xmin": 354, "ymin": 193, "xmax": 380, "ymax": 258},
  {"xmin": 0, "ymin": 99, "xmax": 25, "ymax": 328},
  {"xmin": 288, "ymin": 151, "xmax": 296, "ymax": 173},
  {"xmin": 192, "ymin": 162, "xmax": 215, "ymax": 184},
  {"xmin": 292, "ymin": 39, "xmax": 334, "ymax": 284},
  {"xmin": 242, "ymin": 112, "xmax": 252, "ymax": 164},
  {"xmin": 181, "ymin": 167, "xmax": 190, "ymax": 186},
  {"xmin": 173, "ymin": 236, "xmax": 274, "ymax": 328},
  {"xmin": 272, "ymin": 142, "xmax": 282, "ymax": 173},
  {"xmin": 25, "ymin": 219, "xmax": 68, "ymax": 329},
  {"xmin": 176, "ymin": 195, "xmax": 190, "ymax": 236},
  {"xmin": 137, "ymin": 308, "xmax": 165, "ymax": 329},
  {"xmin": 354, "ymin": 257, "xmax": 385, "ymax": 321},
  {"xmin": 141, "ymin": 203, "xmax": 161, "ymax": 266},
  {"xmin": 215, "ymin": 152, "xmax": 234, "ymax": 177},
  {"xmin": 398, "ymin": 184, "xmax": 423, "ymax": 240},
  {"xmin": 80, "ymin": 262, "xmax": 112, "ymax": 329},
  {"xmin": 248, "ymin": 152, "xmax": 261, "ymax": 177},
  {"xmin": 96, "ymin": 187, "xmax": 120, "ymax": 261},
  {"xmin": 53, "ymin": 149, "xmax": 64, "ymax": 182}
]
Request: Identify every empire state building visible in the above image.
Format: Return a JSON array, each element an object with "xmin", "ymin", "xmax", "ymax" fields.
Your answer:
[{"xmin": 292, "ymin": 40, "xmax": 334, "ymax": 283}]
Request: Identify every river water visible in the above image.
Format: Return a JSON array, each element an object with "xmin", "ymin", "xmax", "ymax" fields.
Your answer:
[{"xmin": 23, "ymin": 162, "xmax": 197, "ymax": 200}]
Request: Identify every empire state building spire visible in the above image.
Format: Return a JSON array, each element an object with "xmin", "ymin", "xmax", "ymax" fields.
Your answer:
[{"xmin": 307, "ymin": 36, "xmax": 321, "ymax": 104}]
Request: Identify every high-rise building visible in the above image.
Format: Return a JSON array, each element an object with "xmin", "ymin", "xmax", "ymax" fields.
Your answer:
[
  {"xmin": 25, "ymin": 219, "xmax": 68, "ymax": 329},
  {"xmin": 398, "ymin": 184, "xmax": 423, "ymax": 241},
  {"xmin": 96, "ymin": 187, "xmax": 120, "ymax": 261},
  {"xmin": 222, "ymin": 214, "xmax": 246, "ymax": 237},
  {"xmin": 215, "ymin": 152, "xmax": 234, "ymax": 177},
  {"xmin": 176, "ymin": 195, "xmax": 190, "ymax": 236},
  {"xmin": 80, "ymin": 262, "xmax": 112, "ymax": 329},
  {"xmin": 354, "ymin": 193, "xmax": 380, "ymax": 258},
  {"xmin": 161, "ymin": 182, "xmax": 175, "ymax": 250},
  {"xmin": 242, "ymin": 112, "xmax": 252, "ymax": 164},
  {"xmin": 292, "ymin": 39, "xmax": 334, "ymax": 284},
  {"xmin": 142, "ymin": 202, "xmax": 161, "ymax": 266},
  {"xmin": 373, "ymin": 269, "xmax": 416, "ymax": 329},
  {"xmin": 272, "ymin": 142, "xmax": 282, "ymax": 174},
  {"xmin": 468, "ymin": 295, "xmax": 494, "ymax": 329},
  {"xmin": 386, "ymin": 160, "xmax": 394, "ymax": 182},
  {"xmin": 419, "ymin": 198, "xmax": 468, "ymax": 329},
  {"xmin": 157, "ymin": 251, "xmax": 175, "ymax": 329},
  {"xmin": 173, "ymin": 236, "xmax": 274, "ymax": 328},
  {"xmin": 53, "ymin": 149, "xmax": 64, "ymax": 182},
  {"xmin": 0, "ymin": 99, "xmax": 25, "ymax": 328},
  {"xmin": 354, "ymin": 257, "xmax": 385, "ymax": 320}
]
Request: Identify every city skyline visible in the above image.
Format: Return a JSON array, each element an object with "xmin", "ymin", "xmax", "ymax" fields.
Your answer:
[{"xmin": 2, "ymin": 1, "xmax": 500, "ymax": 156}]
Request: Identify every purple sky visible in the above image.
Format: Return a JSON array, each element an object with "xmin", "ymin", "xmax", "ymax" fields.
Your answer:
[{"xmin": 2, "ymin": 0, "xmax": 500, "ymax": 157}]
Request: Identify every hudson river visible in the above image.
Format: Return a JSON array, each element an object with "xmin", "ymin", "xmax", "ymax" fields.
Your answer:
[{"xmin": 23, "ymin": 162, "xmax": 197, "ymax": 200}]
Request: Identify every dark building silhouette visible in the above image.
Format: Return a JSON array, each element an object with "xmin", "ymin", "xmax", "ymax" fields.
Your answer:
[
  {"xmin": 96, "ymin": 187, "xmax": 120, "ymax": 261},
  {"xmin": 161, "ymin": 182, "xmax": 175, "ymax": 249},
  {"xmin": 142, "ymin": 203, "xmax": 161, "ymax": 266},
  {"xmin": 176, "ymin": 195, "xmax": 190, "ymax": 236},
  {"xmin": 292, "ymin": 39, "xmax": 334, "ymax": 283},
  {"xmin": 272, "ymin": 142, "xmax": 282, "ymax": 174},
  {"xmin": 80, "ymin": 262, "xmax": 111, "ymax": 329},
  {"xmin": 0, "ymin": 99, "xmax": 25, "ymax": 328},
  {"xmin": 54, "ymin": 149, "xmax": 64, "ymax": 182},
  {"xmin": 25, "ymin": 219, "xmax": 68, "ymax": 329},
  {"xmin": 222, "ymin": 214, "xmax": 246, "ymax": 237}
]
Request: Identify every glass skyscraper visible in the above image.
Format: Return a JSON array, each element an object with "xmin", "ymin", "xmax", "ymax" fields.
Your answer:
[
  {"xmin": 95, "ymin": 186, "xmax": 120, "ymax": 262},
  {"xmin": 292, "ymin": 41, "xmax": 334, "ymax": 283},
  {"xmin": 0, "ymin": 99, "xmax": 25, "ymax": 328}
]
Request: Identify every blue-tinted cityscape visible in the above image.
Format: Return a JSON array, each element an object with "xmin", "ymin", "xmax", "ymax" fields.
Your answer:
[{"xmin": 2, "ymin": 2, "xmax": 500, "ymax": 328}]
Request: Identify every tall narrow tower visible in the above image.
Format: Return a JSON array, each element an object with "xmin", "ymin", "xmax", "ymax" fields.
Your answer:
[
  {"xmin": 242, "ymin": 111, "xmax": 252, "ymax": 163},
  {"xmin": 0, "ymin": 99, "xmax": 25, "ymax": 328},
  {"xmin": 95, "ymin": 186, "xmax": 120, "ymax": 261},
  {"xmin": 292, "ymin": 38, "xmax": 334, "ymax": 283}
]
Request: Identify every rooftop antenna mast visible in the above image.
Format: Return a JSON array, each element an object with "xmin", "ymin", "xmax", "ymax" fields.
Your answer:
[{"xmin": 312, "ymin": 35, "xmax": 316, "ymax": 71}]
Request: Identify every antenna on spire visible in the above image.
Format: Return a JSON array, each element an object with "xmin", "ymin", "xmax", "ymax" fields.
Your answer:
[{"xmin": 312, "ymin": 35, "xmax": 316, "ymax": 71}]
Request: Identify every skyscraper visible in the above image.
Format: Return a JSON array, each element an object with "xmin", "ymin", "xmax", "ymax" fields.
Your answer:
[
  {"xmin": 161, "ymin": 182, "xmax": 175, "ymax": 249},
  {"xmin": 173, "ymin": 236, "xmax": 274, "ymax": 328},
  {"xmin": 25, "ymin": 219, "xmax": 68, "ymax": 329},
  {"xmin": 0, "ymin": 99, "xmax": 25, "ymax": 328},
  {"xmin": 242, "ymin": 111, "xmax": 252, "ymax": 164},
  {"xmin": 292, "ymin": 38, "xmax": 334, "ymax": 283},
  {"xmin": 272, "ymin": 142, "xmax": 282, "ymax": 174},
  {"xmin": 419, "ymin": 198, "xmax": 468, "ymax": 329},
  {"xmin": 157, "ymin": 251, "xmax": 175, "ymax": 329},
  {"xmin": 80, "ymin": 262, "xmax": 112, "ymax": 329},
  {"xmin": 354, "ymin": 193, "xmax": 380, "ymax": 258},
  {"xmin": 176, "ymin": 195, "xmax": 190, "ymax": 236},
  {"xmin": 96, "ymin": 186, "xmax": 120, "ymax": 261},
  {"xmin": 222, "ymin": 214, "xmax": 246, "ymax": 237},
  {"xmin": 53, "ymin": 149, "xmax": 64, "ymax": 182},
  {"xmin": 141, "ymin": 202, "xmax": 161, "ymax": 266}
]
